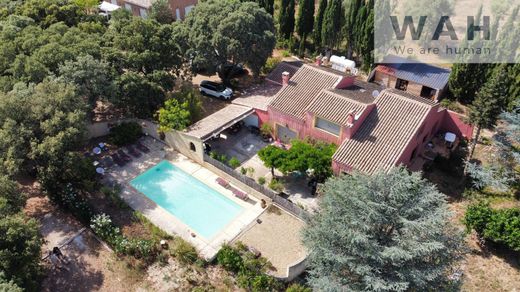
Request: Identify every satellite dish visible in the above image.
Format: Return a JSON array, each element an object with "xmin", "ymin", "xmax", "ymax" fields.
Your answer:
[
  {"xmin": 351, "ymin": 68, "xmax": 359, "ymax": 75},
  {"xmin": 372, "ymin": 90, "xmax": 380, "ymax": 98}
]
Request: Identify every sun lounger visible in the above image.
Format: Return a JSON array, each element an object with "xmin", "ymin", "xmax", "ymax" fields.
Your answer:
[
  {"xmin": 135, "ymin": 141, "xmax": 150, "ymax": 153},
  {"xmin": 117, "ymin": 150, "xmax": 131, "ymax": 162},
  {"xmin": 126, "ymin": 145, "xmax": 141, "ymax": 158},
  {"xmin": 232, "ymin": 188, "xmax": 248, "ymax": 200},
  {"xmin": 216, "ymin": 177, "xmax": 229, "ymax": 188},
  {"xmin": 112, "ymin": 153, "xmax": 126, "ymax": 167}
]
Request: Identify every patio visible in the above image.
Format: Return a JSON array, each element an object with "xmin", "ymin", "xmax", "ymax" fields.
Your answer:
[{"xmin": 102, "ymin": 136, "xmax": 264, "ymax": 259}]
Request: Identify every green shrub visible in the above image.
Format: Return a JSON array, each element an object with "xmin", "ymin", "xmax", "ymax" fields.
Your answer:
[
  {"xmin": 171, "ymin": 238, "xmax": 198, "ymax": 265},
  {"xmin": 286, "ymin": 283, "xmax": 312, "ymax": 292},
  {"xmin": 261, "ymin": 57, "xmax": 281, "ymax": 75},
  {"xmin": 216, "ymin": 244, "xmax": 244, "ymax": 273},
  {"xmin": 229, "ymin": 157, "xmax": 241, "ymax": 168},
  {"xmin": 101, "ymin": 185, "xmax": 128, "ymax": 209},
  {"xmin": 464, "ymin": 202, "xmax": 520, "ymax": 251},
  {"xmin": 109, "ymin": 121, "xmax": 143, "ymax": 146},
  {"xmin": 260, "ymin": 123, "xmax": 272, "ymax": 136},
  {"xmin": 237, "ymin": 271, "xmax": 280, "ymax": 292},
  {"xmin": 463, "ymin": 201, "xmax": 494, "ymax": 234},
  {"xmin": 281, "ymin": 49, "xmax": 291, "ymax": 57},
  {"xmin": 268, "ymin": 179, "xmax": 284, "ymax": 192},
  {"xmin": 258, "ymin": 177, "xmax": 266, "ymax": 185},
  {"xmin": 241, "ymin": 167, "xmax": 247, "ymax": 175},
  {"xmin": 484, "ymin": 208, "xmax": 520, "ymax": 251},
  {"xmin": 90, "ymin": 213, "xmax": 120, "ymax": 242}
]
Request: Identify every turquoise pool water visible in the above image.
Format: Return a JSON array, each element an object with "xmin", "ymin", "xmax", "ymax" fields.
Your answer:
[{"xmin": 130, "ymin": 160, "xmax": 243, "ymax": 239}]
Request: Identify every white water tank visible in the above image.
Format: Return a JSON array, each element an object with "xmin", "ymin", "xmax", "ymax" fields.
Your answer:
[{"xmin": 330, "ymin": 55, "xmax": 356, "ymax": 73}]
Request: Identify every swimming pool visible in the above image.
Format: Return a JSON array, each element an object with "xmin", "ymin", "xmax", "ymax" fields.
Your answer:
[{"xmin": 130, "ymin": 160, "xmax": 243, "ymax": 239}]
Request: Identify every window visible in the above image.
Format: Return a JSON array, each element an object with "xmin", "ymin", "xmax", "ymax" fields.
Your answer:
[
  {"xmin": 124, "ymin": 3, "xmax": 132, "ymax": 11},
  {"xmin": 315, "ymin": 117, "xmax": 341, "ymax": 136},
  {"xmin": 395, "ymin": 78, "xmax": 408, "ymax": 91},
  {"xmin": 139, "ymin": 8, "xmax": 148, "ymax": 18},
  {"xmin": 189, "ymin": 142, "xmax": 196, "ymax": 152}
]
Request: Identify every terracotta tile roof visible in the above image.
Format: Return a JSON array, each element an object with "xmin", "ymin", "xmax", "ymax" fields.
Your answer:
[
  {"xmin": 185, "ymin": 104, "xmax": 254, "ymax": 140},
  {"xmin": 305, "ymin": 89, "xmax": 370, "ymax": 126},
  {"xmin": 268, "ymin": 65, "xmax": 341, "ymax": 119},
  {"xmin": 332, "ymin": 89, "xmax": 437, "ymax": 174},
  {"xmin": 266, "ymin": 61, "xmax": 303, "ymax": 85}
]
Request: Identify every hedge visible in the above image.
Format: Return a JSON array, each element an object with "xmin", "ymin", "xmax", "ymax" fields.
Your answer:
[{"xmin": 464, "ymin": 202, "xmax": 520, "ymax": 251}]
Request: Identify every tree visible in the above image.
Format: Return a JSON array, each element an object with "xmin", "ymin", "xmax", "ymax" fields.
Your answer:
[
  {"xmin": 158, "ymin": 98, "xmax": 191, "ymax": 132},
  {"xmin": 0, "ymin": 276, "xmax": 23, "ymax": 292},
  {"xmin": 58, "ymin": 54, "xmax": 116, "ymax": 110},
  {"xmin": 296, "ymin": 0, "xmax": 314, "ymax": 43},
  {"xmin": 0, "ymin": 214, "xmax": 43, "ymax": 291},
  {"xmin": 281, "ymin": 139, "xmax": 336, "ymax": 181},
  {"xmin": 258, "ymin": 145, "xmax": 286, "ymax": 176},
  {"xmin": 467, "ymin": 66, "xmax": 510, "ymax": 159},
  {"xmin": 303, "ymin": 167, "xmax": 464, "ymax": 291},
  {"xmin": 182, "ymin": 0, "xmax": 275, "ymax": 81},
  {"xmin": 448, "ymin": 64, "xmax": 490, "ymax": 104},
  {"xmin": 0, "ymin": 80, "xmax": 86, "ymax": 177},
  {"xmin": 253, "ymin": 0, "xmax": 274, "ymax": 15},
  {"xmin": 0, "ymin": 175, "xmax": 25, "ymax": 217},
  {"xmin": 277, "ymin": 0, "xmax": 295, "ymax": 39},
  {"xmin": 321, "ymin": 0, "xmax": 342, "ymax": 49},
  {"xmin": 116, "ymin": 72, "xmax": 166, "ymax": 118},
  {"xmin": 313, "ymin": 0, "xmax": 327, "ymax": 49},
  {"xmin": 150, "ymin": 0, "xmax": 175, "ymax": 23}
]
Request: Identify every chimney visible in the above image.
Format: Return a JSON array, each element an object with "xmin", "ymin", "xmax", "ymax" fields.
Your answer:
[
  {"xmin": 346, "ymin": 110, "xmax": 356, "ymax": 126},
  {"xmin": 282, "ymin": 71, "xmax": 290, "ymax": 86},
  {"xmin": 315, "ymin": 56, "xmax": 322, "ymax": 66},
  {"xmin": 335, "ymin": 75, "xmax": 356, "ymax": 89}
]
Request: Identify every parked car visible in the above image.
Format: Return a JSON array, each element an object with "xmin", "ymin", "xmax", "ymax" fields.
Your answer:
[{"xmin": 199, "ymin": 80, "xmax": 233, "ymax": 100}]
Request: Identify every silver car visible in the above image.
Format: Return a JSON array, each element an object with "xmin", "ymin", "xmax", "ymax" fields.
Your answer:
[{"xmin": 199, "ymin": 80, "xmax": 233, "ymax": 100}]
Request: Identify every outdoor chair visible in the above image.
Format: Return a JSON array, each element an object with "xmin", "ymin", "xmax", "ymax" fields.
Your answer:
[
  {"xmin": 112, "ymin": 153, "xmax": 126, "ymax": 167},
  {"xmin": 117, "ymin": 149, "xmax": 132, "ymax": 162},
  {"xmin": 216, "ymin": 177, "xmax": 230, "ymax": 188},
  {"xmin": 232, "ymin": 189, "xmax": 248, "ymax": 200},
  {"xmin": 101, "ymin": 156, "xmax": 114, "ymax": 168},
  {"xmin": 135, "ymin": 141, "xmax": 150, "ymax": 153},
  {"xmin": 126, "ymin": 145, "xmax": 142, "ymax": 158}
]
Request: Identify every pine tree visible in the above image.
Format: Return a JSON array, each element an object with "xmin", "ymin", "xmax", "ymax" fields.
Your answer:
[
  {"xmin": 321, "ymin": 0, "xmax": 341, "ymax": 49},
  {"xmin": 296, "ymin": 0, "xmax": 314, "ymax": 43},
  {"xmin": 313, "ymin": 0, "xmax": 327, "ymax": 50},
  {"xmin": 468, "ymin": 65, "xmax": 510, "ymax": 159},
  {"xmin": 303, "ymin": 167, "xmax": 464, "ymax": 291},
  {"xmin": 278, "ymin": 0, "xmax": 295, "ymax": 39}
]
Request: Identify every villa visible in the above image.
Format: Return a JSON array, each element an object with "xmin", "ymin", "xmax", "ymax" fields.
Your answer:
[
  {"xmin": 105, "ymin": 0, "xmax": 197, "ymax": 19},
  {"xmin": 171, "ymin": 59, "xmax": 472, "ymax": 176}
]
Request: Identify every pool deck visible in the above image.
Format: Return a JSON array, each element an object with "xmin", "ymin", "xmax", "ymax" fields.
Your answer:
[{"xmin": 105, "ymin": 137, "xmax": 264, "ymax": 259}]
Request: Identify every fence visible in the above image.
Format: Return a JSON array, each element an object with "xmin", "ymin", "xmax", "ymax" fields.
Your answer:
[{"xmin": 203, "ymin": 154, "xmax": 309, "ymax": 219}]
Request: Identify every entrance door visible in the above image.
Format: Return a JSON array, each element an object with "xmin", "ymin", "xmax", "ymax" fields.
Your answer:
[{"xmin": 276, "ymin": 125, "xmax": 297, "ymax": 143}]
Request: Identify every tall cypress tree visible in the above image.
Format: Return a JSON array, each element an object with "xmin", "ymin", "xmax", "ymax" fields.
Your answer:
[
  {"xmin": 448, "ymin": 63, "xmax": 490, "ymax": 104},
  {"xmin": 257, "ymin": 0, "xmax": 274, "ymax": 15},
  {"xmin": 296, "ymin": 0, "xmax": 314, "ymax": 44},
  {"xmin": 321, "ymin": 0, "xmax": 341, "ymax": 49},
  {"xmin": 313, "ymin": 0, "xmax": 327, "ymax": 50},
  {"xmin": 468, "ymin": 65, "xmax": 510, "ymax": 159},
  {"xmin": 278, "ymin": 0, "xmax": 295, "ymax": 39}
]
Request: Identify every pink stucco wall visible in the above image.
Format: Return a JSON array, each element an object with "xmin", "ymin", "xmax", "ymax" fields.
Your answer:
[
  {"xmin": 255, "ymin": 109, "xmax": 269, "ymax": 126},
  {"xmin": 268, "ymin": 106, "xmax": 305, "ymax": 140},
  {"xmin": 397, "ymin": 105, "xmax": 445, "ymax": 166},
  {"xmin": 440, "ymin": 110, "xmax": 474, "ymax": 139}
]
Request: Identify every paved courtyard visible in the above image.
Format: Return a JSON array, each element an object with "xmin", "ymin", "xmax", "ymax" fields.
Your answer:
[
  {"xmin": 104, "ymin": 137, "xmax": 264, "ymax": 259},
  {"xmin": 234, "ymin": 205, "xmax": 307, "ymax": 279}
]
